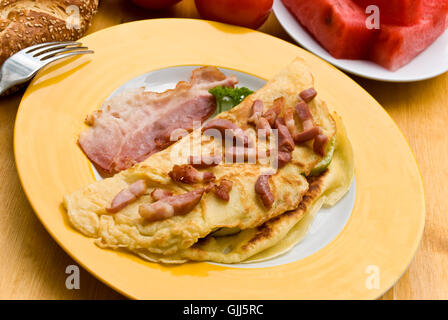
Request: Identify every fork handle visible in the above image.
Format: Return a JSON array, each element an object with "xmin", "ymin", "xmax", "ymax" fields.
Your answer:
[
  {"xmin": 0, "ymin": 72, "xmax": 6, "ymax": 96},
  {"xmin": 0, "ymin": 68, "xmax": 21, "ymax": 96},
  {"xmin": 0, "ymin": 70, "xmax": 14, "ymax": 96}
]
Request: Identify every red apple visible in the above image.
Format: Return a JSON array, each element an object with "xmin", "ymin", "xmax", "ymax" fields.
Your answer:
[
  {"xmin": 195, "ymin": 0, "xmax": 273, "ymax": 29},
  {"xmin": 131, "ymin": 0, "xmax": 182, "ymax": 10}
]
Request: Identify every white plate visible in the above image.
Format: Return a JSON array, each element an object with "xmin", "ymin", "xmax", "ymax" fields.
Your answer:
[
  {"xmin": 273, "ymin": 0, "xmax": 448, "ymax": 82},
  {"xmin": 94, "ymin": 66, "xmax": 356, "ymax": 268}
]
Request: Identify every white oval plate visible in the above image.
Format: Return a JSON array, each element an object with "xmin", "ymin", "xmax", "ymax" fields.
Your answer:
[
  {"xmin": 94, "ymin": 66, "xmax": 356, "ymax": 269},
  {"xmin": 273, "ymin": 0, "xmax": 448, "ymax": 82}
]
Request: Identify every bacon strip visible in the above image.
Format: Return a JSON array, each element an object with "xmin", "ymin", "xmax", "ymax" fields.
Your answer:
[
  {"xmin": 294, "ymin": 102, "xmax": 320, "ymax": 143},
  {"xmin": 188, "ymin": 155, "xmax": 222, "ymax": 169},
  {"xmin": 107, "ymin": 180, "xmax": 147, "ymax": 213},
  {"xmin": 169, "ymin": 164, "xmax": 215, "ymax": 184},
  {"xmin": 139, "ymin": 188, "xmax": 205, "ymax": 222},
  {"xmin": 79, "ymin": 67, "xmax": 238, "ymax": 173},
  {"xmin": 213, "ymin": 179, "xmax": 233, "ymax": 202},
  {"xmin": 299, "ymin": 88, "xmax": 317, "ymax": 103},
  {"xmin": 255, "ymin": 175, "xmax": 274, "ymax": 209}
]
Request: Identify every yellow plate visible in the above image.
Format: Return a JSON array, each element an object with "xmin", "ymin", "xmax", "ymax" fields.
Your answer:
[{"xmin": 14, "ymin": 19, "xmax": 425, "ymax": 299}]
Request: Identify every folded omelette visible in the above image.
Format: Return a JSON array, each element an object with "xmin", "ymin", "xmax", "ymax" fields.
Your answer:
[{"xmin": 64, "ymin": 58, "xmax": 354, "ymax": 264}]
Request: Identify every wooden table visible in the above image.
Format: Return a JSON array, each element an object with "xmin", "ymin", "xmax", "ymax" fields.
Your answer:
[{"xmin": 1, "ymin": 0, "xmax": 447, "ymax": 300}]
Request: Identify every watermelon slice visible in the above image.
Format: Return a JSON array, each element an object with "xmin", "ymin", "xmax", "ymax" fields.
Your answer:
[
  {"xmin": 370, "ymin": 2, "xmax": 448, "ymax": 70},
  {"xmin": 424, "ymin": 0, "xmax": 448, "ymax": 15},
  {"xmin": 282, "ymin": 0, "xmax": 377, "ymax": 59},
  {"xmin": 283, "ymin": 0, "xmax": 448, "ymax": 70},
  {"xmin": 352, "ymin": 0, "xmax": 423, "ymax": 26}
]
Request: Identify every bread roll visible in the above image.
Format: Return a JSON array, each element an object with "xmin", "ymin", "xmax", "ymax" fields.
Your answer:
[{"xmin": 0, "ymin": 0, "xmax": 99, "ymax": 66}]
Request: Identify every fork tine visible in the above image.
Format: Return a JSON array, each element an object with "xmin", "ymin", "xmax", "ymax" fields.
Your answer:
[
  {"xmin": 42, "ymin": 50, "xmax": 94, "ymax": 65},
  {"xmin": 31, "ymin": 42, "xmax": 82, "ymax": 57},
  {"xmin": 39, "ymin": 46, "xmax": 89, "ymax": 60},
  {"xmin": 24, "ymin": 41, "xmax": 81, "ymax": 54},
  {"xmin": 23, "ymin": 41, "xmax": 64, "ymax": 53}
]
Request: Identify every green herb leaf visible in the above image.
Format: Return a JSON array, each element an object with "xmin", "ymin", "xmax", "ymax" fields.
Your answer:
[{"xmin": 209, "ymin": 86, "xmax": 254, "ymax": 114}]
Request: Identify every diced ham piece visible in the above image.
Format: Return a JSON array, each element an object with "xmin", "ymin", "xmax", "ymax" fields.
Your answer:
[
  {"xmin": 106, "ymin": 180, "xmax": 147, "ymax": 213},
  {"xmin": 263, "ymin": 97, "xmax": 283, "ymax": 126},
  {"xmin": 277, "ymin": 151, "xmax": 292, "ymax": 168},
  {"xmin": 248, "ymin": 100, "xmax": 264, "ymax": 123},
  {"xmin": 213, "ymin": 179, "xmax": 233, "ymax": 202},
  {"xmin": 294, "ymin": 102, "xmax": 320, "ymax": 143},
  {"xmin": 248, "ymin": 100, "xmax": 272, "ymax": 136},
  {"xmin": 188, "ymin": 155, "xmax": 222, "ymax": 169},
  {"xmin": 203, "ymin": 118, "xmax": 239, "ymax": 132},
  {"xmin": 294, "ymin": 126, "xmax": 320, "ymax": 143},
  {"xmin": 139, "ymin": 188, "xmax": 205, "ymax": 222},
  {"xmin": 275, "ymin": 117, "xmax": 295, "ymax": 153},
  {"xmin": 274, "ymin": 116, "xmax": 284, "ymax": 129},
  {"xmin": 79, "ymin": 67, "xmax": 238, "ymax": 174},
  {"xmin": 293, "ymin": 100, "xmax": 329, "ymax": 157},
  {"xmin": 169, "ymin": 164, "xmax": 215, "ymax": 184},
  {"xmin": 255, "ymin": 117, "xmax": 272, "ymax": 136},
  {"xmin": 284, "ymin": 108, "xmax": 297, "ymax": 137},
  {"xmin": 203, "ymin": 119, "xmax": 251, "ymax": 147},
  {"xmin": 151, "ymin": 188, "xmax": 173, "ymax": 201},
  {"xmin": 313, "ymin": 133, "xmax": 329, "ymax": 156},
  {"xmin": 255, "ymin": 175, "xmax": 274, "ymax": 209},
  {"xmin": 295, "ymin": 101, "xmax": 313, "ymax": 121},
  {"xmin": 299, "ymin": 88, "xmax": 317, "ymax": 103},
  {"xmin": 273, "ymin": 117, "xmax": 294, "ymax": 168}
]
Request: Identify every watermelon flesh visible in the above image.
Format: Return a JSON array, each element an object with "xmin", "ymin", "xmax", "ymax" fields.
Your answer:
[
  {"xmin": 283, "ymin": 0, "xmax": 448, "ymax": 71},
  {"xmin": 371, "ymin": 1, "xmax": 448, "ymax": 70},
  {"xmin": 353, "ymin": 0, "xmax": 423, "ymax": 26},
  {"xmin": 424, "ymin": 0, "xmax": 448, "ymax": 16},
  {"xmin": 282, "ymin": 0, "xmax": 377, "ymax": 59}
]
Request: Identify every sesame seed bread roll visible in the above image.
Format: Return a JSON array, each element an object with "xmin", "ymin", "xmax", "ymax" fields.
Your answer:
[{"xmin": 0, "ymin": 0, "xmax": 99, "ymax": 68}]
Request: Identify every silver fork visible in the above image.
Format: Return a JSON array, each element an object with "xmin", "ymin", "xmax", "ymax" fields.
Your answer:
[{"xmin": 0, "ymin": 41, "xmax": 93, "ymax": 95}]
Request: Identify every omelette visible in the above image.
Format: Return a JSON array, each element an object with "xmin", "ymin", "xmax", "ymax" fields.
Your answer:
[{"xmin": 64, "ymin": 58, "xmax": 354, "ymax": 264}]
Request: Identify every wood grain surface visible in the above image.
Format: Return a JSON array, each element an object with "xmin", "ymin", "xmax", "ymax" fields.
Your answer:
[{"xmin": 0, "ymin": 0, "xmax": 446, "ymax": 300}]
